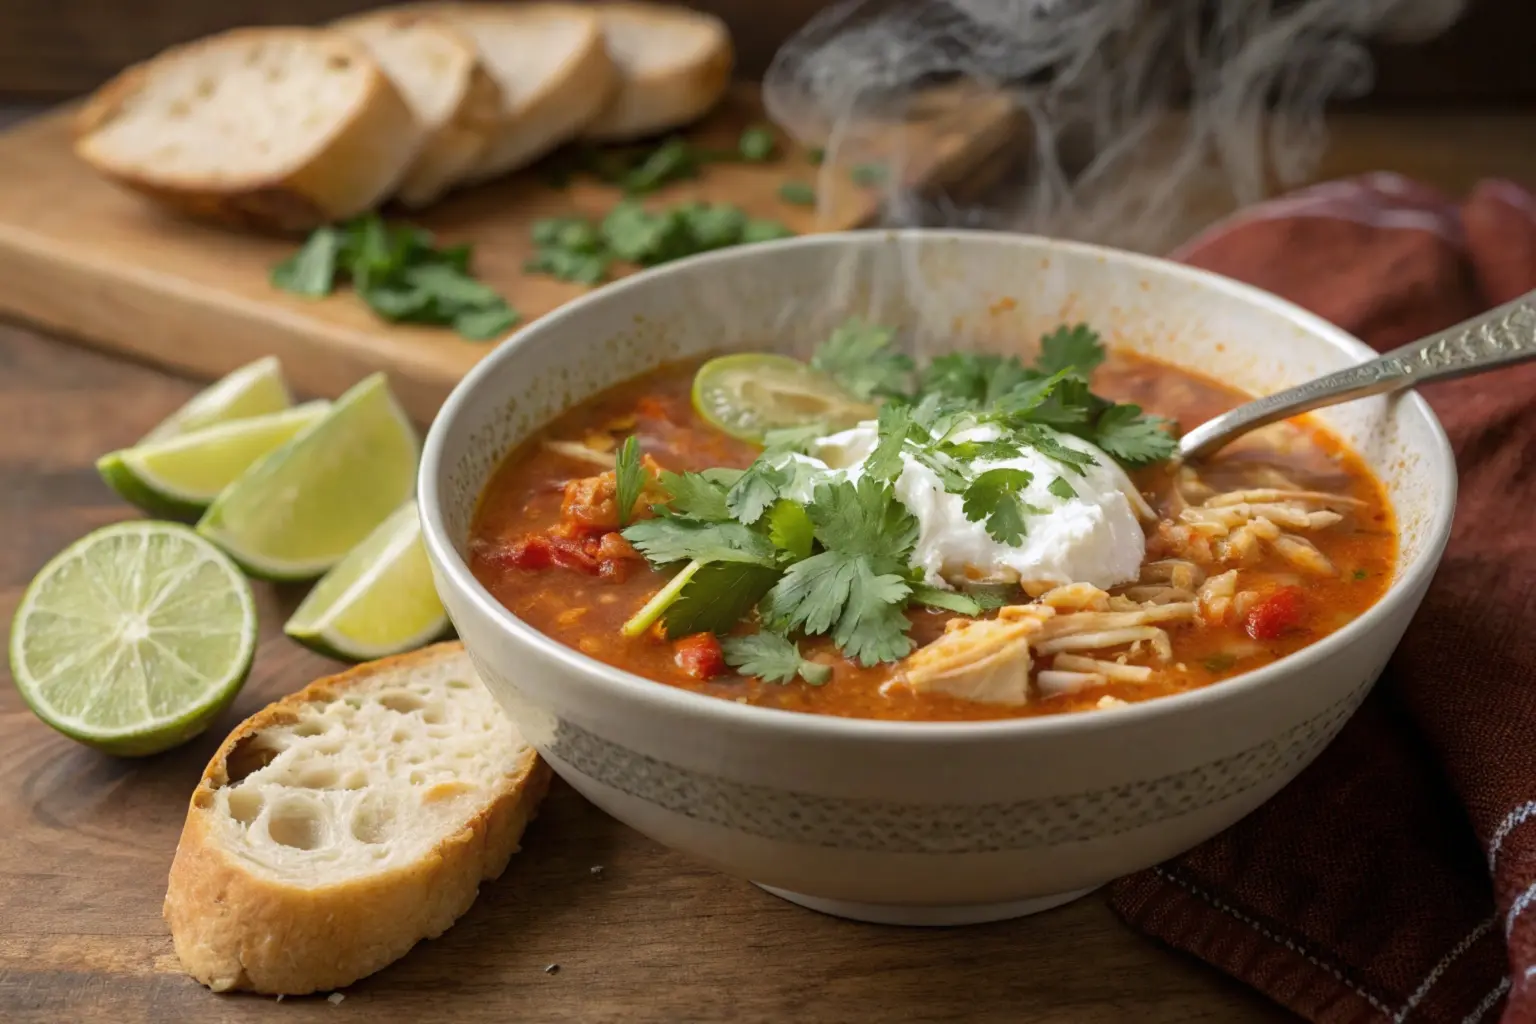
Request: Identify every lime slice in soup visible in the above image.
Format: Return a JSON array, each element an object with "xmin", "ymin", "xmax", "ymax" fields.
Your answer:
[
  {"xmin": 140, "ymin": 356, "xmax": 293, "ymax": 444},
  {"xmin": 98, "ymin": 401, "xmax": 330, "ymax": 520},
  {"xmin": 691, "ymin": 354, "xmax": 875, "ymax": 443},
  {"xmin": 284, "ymin": 502, "xmax": 448, "ymax": 661},
  {"xmin": 9, "ymin": 521, "xmax": 257, "ymax": 756}
]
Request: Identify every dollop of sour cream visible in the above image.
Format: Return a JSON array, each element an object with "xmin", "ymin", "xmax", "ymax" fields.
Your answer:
[{"xmin": 780, "ymin": 421, "xmax": 1148, "ymax": 591}]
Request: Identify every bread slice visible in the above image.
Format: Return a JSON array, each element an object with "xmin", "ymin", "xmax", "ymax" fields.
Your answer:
[
  {"xmin": 163, "ymin": 642, "xmax": 551, "ymax": 995},
  {"xmin": 75, "ymin": 27, "xmax": 422, "ymax": 232},
  {"xmin": 583, "ymin": 2, "xmax": 734, "ymax": 142},
  {"xmin": 334, "ymin": 10, "xmax": 503, "ymax": 207},
  {"xmin": 443, "ymin": 3, "xmax": 619, "ymax": 184}
]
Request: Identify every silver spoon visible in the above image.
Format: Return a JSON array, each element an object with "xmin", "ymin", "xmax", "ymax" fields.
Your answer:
[{"xmin": 1177, "ymin": 290, "xmax": 1536, "ymax": 460}]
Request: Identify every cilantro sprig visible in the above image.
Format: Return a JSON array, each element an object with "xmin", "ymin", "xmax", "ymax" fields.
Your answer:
[{"xmin": 721, "ymin": 633, "xmax": 831, "ymax": 685}]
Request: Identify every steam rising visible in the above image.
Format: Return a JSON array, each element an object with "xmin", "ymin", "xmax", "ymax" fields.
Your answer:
[{"xmin": 765, "ymin": 0, "xmax": 1467, "ymax": 254}]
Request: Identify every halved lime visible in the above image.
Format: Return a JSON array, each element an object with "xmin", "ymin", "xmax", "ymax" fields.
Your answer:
[
  {"xmin": 197, "ymin": 373, "xmax": 419, "ymax": 581},
  {"xmin": 98, "ymin": 401, "xmax": 330, "ymax": 520},
  {"xmin": 284, "ymin": 502, "xmax": 448, "ymax": 661},
  {"xmin": 691, "ymin": 353, "xmax": 875, "ymax": 443},
  {"xmin": 140, "ymin": 356, "xmax": 292, "ymax": 444},
  {"xmin": 9, "ymin": 521, "xmax": 257, "ymax": 757}
]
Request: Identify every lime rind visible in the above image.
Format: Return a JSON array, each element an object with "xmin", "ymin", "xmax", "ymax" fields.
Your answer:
[
  {"xmin": 691, "ymin": 353, "xmax": 874, "ymax": 443},
  {"xmin": 9, "ymin": 521, "xmax": 257, "ymax": 757},
  {"xmin": 140, "ymin": 356, "xmax": 292, "ymax": 444},
  {"xmin": 197, "ymin": 373, "xmax": 420, "ymax": 582},
  {"xmin": 283, "ymin": 502, "xmax": 449, "ymax": 661},
  {"xmin": 98, "ymin": 402, "xmax": 330, "ymax": 520}
]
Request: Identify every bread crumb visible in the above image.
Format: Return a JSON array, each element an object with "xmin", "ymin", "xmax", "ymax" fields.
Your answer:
[
  {"xmin": 544, "ymin": 964, "xmax": 560, "ymax": 975},
  {"xmin": 1096, "ymin": 696, "xmax": 1128, "ymax": 709},
  {"xmin": 590, "ymin": 865, "xmax": 604, "ymax": 876},
  {"xmin": 276, "ymin": 995, "xmax": 284, "ymax": 1003},
  {"xmin": 328, "ymin": 993, "xmax": 345, "ymax": 1005}
]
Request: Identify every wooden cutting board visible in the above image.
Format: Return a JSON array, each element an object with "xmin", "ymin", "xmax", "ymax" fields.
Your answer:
[{"xmin": 0, "ymin": 86, "xmax": 1019, "ymax": 422}]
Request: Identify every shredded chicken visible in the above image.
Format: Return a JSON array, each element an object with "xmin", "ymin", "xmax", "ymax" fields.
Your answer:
[
  {"xmin": 1120, "ymin": 585, "xmax": 1198, "ymax": 604},
  {"xmin": 1272, "ymin": 532, "xmax": 1337, "ymax": 575},
  {"xmin": 1204, "ymin": 489, "xmax": 1366, "ymax": 509},
  {"xmin": 1052, "ymin": 653, "xmax": 1154, "ymax": 683},
  {"xmin": 1040, "ymin": 582, "xmax": 1111, "ymax": 611},
  {"xmin": 892, "ymin": 605, "xmax": 1056, "ymax": 705},
  {"xmin": 1034, "ymin": 603, "xmax": 1197, "ymax": 640},
  {"xmin": 1035, "ymin": 626, "xmax": 1174, "ymax": 660},
  {"xmin": 542, "ymin": 439, "xmax": 615, "ymax": 468},
  {"xmin": 1037, "ymin": 670, "xmax": 1106, "ymax": 697}
]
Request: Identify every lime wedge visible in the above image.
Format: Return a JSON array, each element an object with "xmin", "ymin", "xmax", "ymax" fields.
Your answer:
[
  {"xmin": 691, "ymin": 353, "xmax": 875, "ymax": 443},
  {"xmin": 141, "ymin": 356, "xmax": 292, "ymax": 444},
  {"xmin": 197, "ymin": 373, "xmax": 419, "ymax": 581},
  {"xmin": 9, "ymin": 521, "xmax": 256, "ymax": 757},
  {"xmin": 97, "ymin": 401, "xmax": 330, "ymax": 520},
  {"xmin": 284, "ymin": 502, "xmax": 448, "ymax": 660}
]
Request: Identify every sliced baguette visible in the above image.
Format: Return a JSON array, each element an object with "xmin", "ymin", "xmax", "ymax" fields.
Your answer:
[
  {"xmin": 443, "ymin": 3, "xmax": 619, "ymax": 184},
  {"xmin": 164, "ymin": 642, "xmax": 551, "ymax": 995},
  {"xmin": 334, "ymin": 10, "xmax": 503, "ymax": 207},
  {"xmin": 583, "ymin": 2, "xmax": 734, "ymax": 142},
  {"xmin": 75, "ymin": 27, "xmax": 422, "ymax": 232}
]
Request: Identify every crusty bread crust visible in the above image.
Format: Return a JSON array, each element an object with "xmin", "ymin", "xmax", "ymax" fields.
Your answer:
[
  {"xmin": 74, "ymin": 28, "xmax": 421, "ymax": 233},
  {"xmin": 163, "ymin": 642, "xmax": 551, "ymax": 994},
  {"xmin": 583, "ymin": 2, "xmax": 734, "ymax": 142},
  {"xmin": 453, "ymin": 3, "xmax": 620, "ymax": 184},
  {"xmin": 334, "ymin": 10, "xmax": 505, "ymax": 208}
]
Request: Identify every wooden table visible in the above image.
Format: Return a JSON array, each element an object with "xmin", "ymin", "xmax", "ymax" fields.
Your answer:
[{"xmin": 3, "ymin": 109, "xmax": 1534, "ymax": 1024}]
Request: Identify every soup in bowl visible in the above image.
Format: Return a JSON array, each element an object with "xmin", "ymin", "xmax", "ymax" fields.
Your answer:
[{"xmin": 419, "ymin": 231, "xmax": 1454, "ymax": 924}]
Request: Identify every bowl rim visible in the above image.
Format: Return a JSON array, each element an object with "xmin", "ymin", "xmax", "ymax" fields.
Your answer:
[{"xmin": 419, "ymin": 228, "xmax": 1457, "ymax": 743}]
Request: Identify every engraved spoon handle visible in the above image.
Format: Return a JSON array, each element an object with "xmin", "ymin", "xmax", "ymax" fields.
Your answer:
[{"xmin": 1178, "ymin": 289, "xmax": 1536, "ymax": 460}]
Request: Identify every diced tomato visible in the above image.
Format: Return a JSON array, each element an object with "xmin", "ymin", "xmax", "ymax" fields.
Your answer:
[
  {"xmin": 597, "ymin": 532, "xmax": 640, "ymax": 562},
  {"xmin": 674, "ymin": 633, "xmax": 728, "ymax": 679},
  {"xmin": 1244, "ymin": 586, "xmax": 1305, "ymax": 641},
  {"xmin": 490, "ymin": 535, "xmax": 554, "ymax": 572},
  {"xmin": 547, "ymin": 534, "xmax": 602, "ymax": 575},
  {"xmin": 635, "ymin": 396, "xmax": 676, "ymax": 423}
]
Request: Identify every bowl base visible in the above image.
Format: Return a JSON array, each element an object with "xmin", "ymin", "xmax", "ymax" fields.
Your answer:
[{"xmin": 754, "ymin": 883, "xmax": 1100, "ymax": 926}]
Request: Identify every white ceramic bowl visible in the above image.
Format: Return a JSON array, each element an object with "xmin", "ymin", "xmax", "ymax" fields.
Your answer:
[{"xmin": 419, "ymin": 231, "xmax": 1455, "ymax": 925}]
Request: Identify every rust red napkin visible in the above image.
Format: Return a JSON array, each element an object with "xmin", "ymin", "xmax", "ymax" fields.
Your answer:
[{"xmin": 1108, "ymin": 174, "xmax": 1536, "ymax": 1024}]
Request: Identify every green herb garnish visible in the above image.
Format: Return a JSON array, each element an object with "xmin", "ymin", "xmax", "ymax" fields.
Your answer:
[
  {"xmin": 850, "ymin": 162, "xmax": 888, "ymax": 186},
  {"xmin": 778, "ymin": 181, "xmax": 816, "ymax": 206},
  {"xmin": 1202, "ymin": 653, "xmax": 1238, "ymax": 673},
  {"xmin": 722, "ymin": 632, "xmax": 831, "ymax": 685},
  {"xmin": 614, "ymin": 436, "xmax": 645, "ymax": 528},
  {"xmin": 739, "ymin": 125, "xmax": 778, "ymax": 162},
  {"xmin": 909, "ymin": 584, "xmax": 985, "ymax": 617},
  {"xmin": 807, "ymin": 146, "xmax": 826, "ymax": 166},
  {"xmin": 271, "ymin": 215, "xmax": 519, "ymax": 340},
  {"xmin": 809, "ymin": 319, "xmax": 914, "ymax": 399}
]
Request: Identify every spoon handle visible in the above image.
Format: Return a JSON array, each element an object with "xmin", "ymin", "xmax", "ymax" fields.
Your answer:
[{"xmin": 1178, "ymin": 290, "xmax": 1536, "ymax": 460}]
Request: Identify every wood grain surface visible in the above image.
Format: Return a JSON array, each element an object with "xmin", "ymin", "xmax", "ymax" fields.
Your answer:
[
  {"xmin": 4, "ymin": 110, "xmax": 1536, "ymax": 1024},
  {"xmin": 0, "ymin": 86, "xmax": 1017, "ymax": 423},
  {"xmin": 0, "ymin": 326, "xmax": 1296, "ymax": 1023}
]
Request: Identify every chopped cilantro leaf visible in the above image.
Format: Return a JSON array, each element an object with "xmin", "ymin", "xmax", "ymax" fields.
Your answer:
[
  {"xmin": 919, "ymin": 352, "xmax": 1037, "ymax": 406},
  {"xmin": 778, "ymin": 181, "xmax": 816, "ymax": 206},
  {"xmin": 807, "ymin": 146, "xmax": 826, "ymax": 165},
  {"xmin": 664, "ymin": 563, "xmax": 781, "ymax": 638},
  {"xmin": 721, "ymin": 632, "xmax": 831, "ymax": 685},
  {"xmin": 452, "ymin": 303, "xmax": 521, "ymax": 340},
  {"xmin": 1048, "ymin": 475, "xmax": 1077, "ymax": 500},
  {"xmin": 850, "ymin": 162, "xmax": 888, "ymax": 186},
  {"xmin": 1093, "ymin": 404, "xmax": 1178, "ymax": 466},
  {"xmin": 964, "ymin": 586, "xmax": 1014, "ymax": 610},
  {"xmin": 864, "ymin": 403, "xmax": 913, "ymax": 482},
  {"xmin": 739, "ymin": 125, "xmax": 778, "ymax": 162},
  {"xmin": 761, "ymin": 422, "xmax": 829, "ymax": 454},
  {"xmin": 990, "ymin": 369, "xmax": 1071, "ymax": 424},
  {"xmin": 658, "ymin": 470, "xmax": 731, "ymax": 520},
  {"xmin": 271, "ymin": 226, "xmax": 342, "ymax": 296},
  {"xmin": 907, "ymin": 443, "xmax": 972, "ymax": 493},
  {"xmin": 766, "ymin": 500, "xmax": 814, "ymax": 560},
  {"xmin": 1035, "ymin": 323, "xmax": 1106, "ymax": 377},
  {"xmin": 622, "ymin": 137, "xmax": 700, "ymax": 193},
  {"xmin": 938, "ymin": 438, "xmax": 1021, "ymax": 462},
  {"xmin": 621, "ymin": 514, "xmax": 777, "ymax": 567},
  {"xmin": 909, "ymin": 584, "xmax": 984, "ymax": 617},
  {"xmin": 1013, "ymin": 424, "xmax": 1099, "ymax": 476},
  {"xmin": 614, "ymin": 436, "xmax": 644, "ymax": 528},
  {"xmin": 725, "ymin": 459, "xmax": 791, "ymax": 525},
  {"xmin": 759, "ymin": 552, "xmax": 913, "ymax": 665},
  {"xmin": 962, "ymin": 468, "xmax": 1038, "ymax": 545},
  {"xmin": 810, "ymin": 319, "xmax": 914, "ymax": 399},
  {"xmin": 1202, "ymin": 652, "xmax": 1238, "ymax": 673},
  {"xmin": 741, "ymin": 219, "xmax": 795, "ymax": 244},
  {"xmin": 807, "ymin": 478, "xmax": 918, "ymax": 564},
  {"xmin": 1353, "ymin": 569, "xmax": 1369, "ymax": 580}
]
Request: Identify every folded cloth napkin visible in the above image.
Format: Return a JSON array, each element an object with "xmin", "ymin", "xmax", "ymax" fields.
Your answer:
[{"xmin": 1109, "ymin": 173, "xmax": 1536, "ymax": 1024}]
